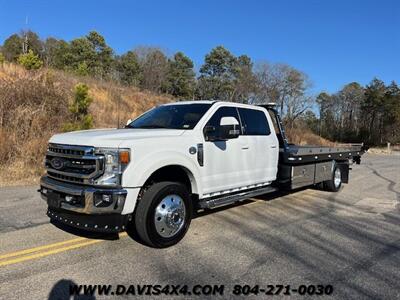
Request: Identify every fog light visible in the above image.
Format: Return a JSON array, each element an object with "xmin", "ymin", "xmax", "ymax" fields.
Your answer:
[
  {"xmin": 102, "ymin": 194, "xmax": 112, "ymax": 203},
  {"xmin": 65, "ymin": 196, "xmax": 74, "ymax": 202},
  {"xmin": 94, "ymin": 193, "xmax": 114, "ymax": 207},
  {"xmin": 42, "ymin": 188, "xmax": 48, "ymax": 194}
]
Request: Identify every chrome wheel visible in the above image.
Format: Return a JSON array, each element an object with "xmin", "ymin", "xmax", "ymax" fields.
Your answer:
[
  {"xmin": 334, "ymin": 168, "xmax": 341, "ymax": 188},
  {"xmin": 154, "ymin": 194, "xmax": 186, "ymax": 238}
]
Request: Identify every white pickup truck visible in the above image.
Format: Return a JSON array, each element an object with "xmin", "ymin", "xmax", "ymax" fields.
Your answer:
[{"xmin": 39, "ymin": 101, "xmax": 365, "ymax": 247}]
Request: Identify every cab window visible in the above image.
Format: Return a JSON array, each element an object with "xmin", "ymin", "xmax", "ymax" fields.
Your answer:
[{"xmin": 238, "ymin": 108, "xmax": 271, "ymax": 135}]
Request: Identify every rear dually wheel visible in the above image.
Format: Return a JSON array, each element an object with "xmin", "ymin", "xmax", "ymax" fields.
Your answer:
[{"xmin": 324, "ymin": 164, "xmax": 342, "ymax": 192}]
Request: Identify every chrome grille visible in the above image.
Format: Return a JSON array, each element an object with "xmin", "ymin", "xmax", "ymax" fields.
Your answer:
[
  {"xmin": 45, "ymin": 143, "xmax": 104, "ymax": 185},
  {"xmin": 48, "ymin": 145, "xmax": 86, "ymax": 156}
]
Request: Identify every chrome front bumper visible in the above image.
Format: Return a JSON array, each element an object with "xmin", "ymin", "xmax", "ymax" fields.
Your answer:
[{"xmin": 39, "ymin": 176, "xmax": 127, "ymax": 214}]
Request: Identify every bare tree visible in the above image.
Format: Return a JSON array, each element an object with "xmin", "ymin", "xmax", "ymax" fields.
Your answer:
[
  {"xmin": 254, "ymin": 62, "xmax": 313, "ymax": 128},
  {"xmin": 336, "ymin": 82, "xmax": 364, "ymax": 137},
  {"xmin": 134, "ymin": 47, "xmax": 169, "ymax": 93}
]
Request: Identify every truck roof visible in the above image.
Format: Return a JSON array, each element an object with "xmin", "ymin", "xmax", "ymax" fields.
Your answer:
[
  {"xmin": 162, "ymin": 100, "xmax": 268, "ymax": 110},
  {"xmin": 163, "ymin": 100, "xmax": 216, "ymax": 106}
]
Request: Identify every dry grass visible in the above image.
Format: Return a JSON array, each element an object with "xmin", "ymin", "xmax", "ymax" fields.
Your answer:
[
  {"xmin": 0, "ymin": 63, "xmax": 172, "ymax": 187},
  {"xmin": 285, "ymin": 126, "xmax": 334, "ymax": 147},
  {"xmin": 89, "ymin": 83, "xmax": 171, "ymax": 128},
  {"xmin": 368, "ymin": 145, "xmax": 400, "ymax": 155}
]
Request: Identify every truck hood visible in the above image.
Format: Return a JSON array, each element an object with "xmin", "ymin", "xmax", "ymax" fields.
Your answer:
[{"xmin": 49, "ymin": 128, "xmax": 186, "ymax": 147}]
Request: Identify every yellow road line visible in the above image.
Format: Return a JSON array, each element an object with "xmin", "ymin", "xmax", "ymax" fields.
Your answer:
[
  {"xmin": 0, "ymin": 239, "xmax": 103, "ymax": 267},
  {"xmin": 0, "ymin": 232, "xmax": 128, "ymax": 267},
  {"xmin": 0, "ymin": 237, "xmax": 87, "ymax": 260}
]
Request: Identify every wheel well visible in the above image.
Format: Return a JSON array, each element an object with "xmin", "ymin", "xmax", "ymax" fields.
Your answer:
[{"xmin": 143, "ymin": 165, "xmax": 195, "ymax": 194}]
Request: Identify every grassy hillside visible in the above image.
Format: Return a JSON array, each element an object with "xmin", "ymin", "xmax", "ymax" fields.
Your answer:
[
  {"xmin": 0, "ymin": 62, "xmax": 331, "ymax": 187},
  {"xmin": 285, "ymin": 127, "xmax": 334, "ymax": 147},
  {"xmin": 0, "ymin": 63, "xmax": 172, "ymax": 186}
]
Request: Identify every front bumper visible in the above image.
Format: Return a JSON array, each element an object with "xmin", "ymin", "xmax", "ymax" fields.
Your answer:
[
  {"xmin": 46, "ymin": 207, "xmax": 130, "ymax": 232},
  {"xmin": 40, "ymin": 176, "xmax": 130, "ymax": 232}
]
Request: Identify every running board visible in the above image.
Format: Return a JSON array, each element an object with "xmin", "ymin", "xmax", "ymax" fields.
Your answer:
[{"xmin": 198, "ymin": 186, "xmax": 278, "ymax": 209}]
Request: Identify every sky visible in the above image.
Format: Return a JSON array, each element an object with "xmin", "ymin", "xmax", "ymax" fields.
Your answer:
[{"xmin": 0, "ymin": 0, "xmax": 399, "ymax": 94}]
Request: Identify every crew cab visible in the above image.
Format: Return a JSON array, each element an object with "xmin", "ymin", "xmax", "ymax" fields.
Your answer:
[{"xmin": 39, "ymin": 101, "xmax": 365, "ymax": 247}]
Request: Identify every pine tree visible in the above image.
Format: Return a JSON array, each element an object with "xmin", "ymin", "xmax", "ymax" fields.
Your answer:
[
  {"xmin": 198, "ymin": 46, "xmax": 236, "ymax": 100},
  {"xmin": 164, "ymin": 52, "xmax": 195, "ymax": 98},
  {"xmin": 17, "ymin": 50, "xmax": 43, "ymax": 70},
  {"xmin": 63, "ymin": 83, "xmax": 93, "ymax": 131},
  {"xmin": 116, "ymin": 51, "xmax": 142, "ymax": 85}
]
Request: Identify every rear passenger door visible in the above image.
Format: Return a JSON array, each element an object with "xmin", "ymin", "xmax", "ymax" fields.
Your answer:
[{"xmin": 238, "ymin": 108, "xmax": 279, "ymax": 183}]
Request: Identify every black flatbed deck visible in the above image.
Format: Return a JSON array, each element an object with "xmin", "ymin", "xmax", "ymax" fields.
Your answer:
[
  {"xmin": 287, "ymin": 144, "xmax": 363, "ymax": 155},
  {"xmin": 280, "ymin": 144, "xmax": 365, "ymax": 165}
]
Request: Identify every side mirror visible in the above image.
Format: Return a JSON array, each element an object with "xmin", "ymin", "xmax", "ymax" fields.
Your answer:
[
  {"xmin": 204, "ymin": 117, "xmax": 240, "ymax": 141},
  {"xmin": 219, "ymin": 117, "xmax": 240, "ymax": 140}
]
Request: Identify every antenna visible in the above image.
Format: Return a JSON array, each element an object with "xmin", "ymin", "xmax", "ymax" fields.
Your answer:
[{"xmin": 117, "ymin": 90, "xmax": 120, "ymax": 129}]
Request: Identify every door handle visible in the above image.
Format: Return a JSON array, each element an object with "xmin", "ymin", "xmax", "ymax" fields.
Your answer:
[
  {"xmin": 241, "ymin": 146, "xmax": 249, "ymax": 150},
  {"xmin": 271, "ymin": 145, "xmax": 277, "ymax": 148}
]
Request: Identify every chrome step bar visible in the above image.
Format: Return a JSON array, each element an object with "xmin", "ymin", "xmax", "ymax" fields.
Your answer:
[{"xmin": 199, "ymin": 186, "xmax": 277, "ymax": 209}]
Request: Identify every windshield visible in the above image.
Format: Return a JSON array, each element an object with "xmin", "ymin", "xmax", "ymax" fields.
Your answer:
[{"xmin": 126, "ymin": 103, "xmax": 212, "ymax": 129}]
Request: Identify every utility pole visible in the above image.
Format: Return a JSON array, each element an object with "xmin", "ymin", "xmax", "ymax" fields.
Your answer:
[{"xmin": 22, "ymin": 15, "xmax": 29, "ymax": 54}]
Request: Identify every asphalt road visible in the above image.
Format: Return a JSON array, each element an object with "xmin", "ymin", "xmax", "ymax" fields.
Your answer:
[{"xmin": 0, "ymin": 153, "xmax": 399, "ymax": 299}]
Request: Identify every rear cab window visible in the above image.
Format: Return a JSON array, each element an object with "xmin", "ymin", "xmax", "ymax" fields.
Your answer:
[{"xmin": 238, "ymin": 108, "xmax": 271, "ymax": 136}]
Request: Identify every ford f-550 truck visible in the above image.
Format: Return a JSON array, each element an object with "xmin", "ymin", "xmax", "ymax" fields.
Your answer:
[{"xmin": 39, "ymin": 101, "xmax": 365, "ymax": 247}]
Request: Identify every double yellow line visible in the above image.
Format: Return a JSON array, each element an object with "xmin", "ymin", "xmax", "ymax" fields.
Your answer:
[{"xmin": 0, "ymin": 232, "xmax": 127, "ymax": 267}]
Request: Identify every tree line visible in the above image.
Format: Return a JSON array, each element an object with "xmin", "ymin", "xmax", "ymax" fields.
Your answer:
[
  {"xmin": 0, "ymin": 30, "xmax": 313, "ymax": 104},
  {"xmin": 0, "ymin": 30, "xmax": 399, "ymax": 145},
  {"xmin": 312, "ymin": 80, "xmax": 400, "ymax": 145}
]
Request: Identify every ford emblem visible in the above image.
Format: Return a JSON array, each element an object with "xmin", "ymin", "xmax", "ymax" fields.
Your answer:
[{"xmin": 51, "ymin": 158, "xmax": 64, "ymax": 170}]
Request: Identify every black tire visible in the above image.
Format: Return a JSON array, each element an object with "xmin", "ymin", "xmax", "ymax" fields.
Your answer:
[
  {"xmin": 323, "ymin": 164, "xmax": 342, "ymax": 192},
  {"xmin": 132, "ymin": 181, "xmax": 192, "ymax": 248}
]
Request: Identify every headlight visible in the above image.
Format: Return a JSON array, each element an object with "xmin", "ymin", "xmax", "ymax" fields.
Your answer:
[{"xmin": 94, "ymin": 148, "xmax": 130, "ymax": 186}]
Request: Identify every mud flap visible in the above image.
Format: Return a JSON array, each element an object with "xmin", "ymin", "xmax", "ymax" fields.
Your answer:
[{"xmin": 337, "ymin": 161, "xmax": 349, "ymax": 183}]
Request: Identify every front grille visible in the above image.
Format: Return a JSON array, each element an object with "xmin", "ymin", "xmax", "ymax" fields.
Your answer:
[
  {"xmin": 46, "ymin": 143, "xmax": 104, "ymax": 185},
  {"xmin": 47, "ymin": 171, "xmax": 85, "ymax": 183},
  {"xmin": 45, "ymin": 155, "xmax": 97, "ymax": 175}
]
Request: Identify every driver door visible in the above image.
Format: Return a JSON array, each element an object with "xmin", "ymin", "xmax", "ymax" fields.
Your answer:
[{"xmin": 200, "ymin": 106, "xmax": 248, "ymax": 196}]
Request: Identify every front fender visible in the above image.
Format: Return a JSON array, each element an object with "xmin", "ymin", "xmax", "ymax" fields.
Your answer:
[{"xmin": 122, "ymin": 150, "xmax": 202, "ymax": 195}]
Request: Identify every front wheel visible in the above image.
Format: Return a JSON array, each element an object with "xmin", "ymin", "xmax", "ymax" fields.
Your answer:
[
  {"xmin": 132, "ymin": 182, "xmax": 192, "ymax": 248},
  {"xmin": 323, "ymin": 164, "xmax": 342, "ymax": 192}
]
